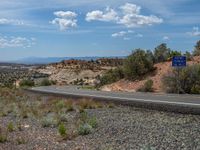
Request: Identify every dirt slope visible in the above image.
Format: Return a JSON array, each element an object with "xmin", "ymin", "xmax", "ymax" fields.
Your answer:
[{"xmin": 102, "ymin": 56, "xmax": 200, "ymax": 93}]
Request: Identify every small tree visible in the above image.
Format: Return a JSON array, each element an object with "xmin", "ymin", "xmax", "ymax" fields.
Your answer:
[
  {"xmin": 193, "ymin": 40, "xmax": 200, "ymax": 56},
  {"xmin": 154, "ymin": 43, "xmax": 171, "ymax": 63},
  {"xmin": 123, "ymin": 49, "xmax": 154, "ymax": 81}
]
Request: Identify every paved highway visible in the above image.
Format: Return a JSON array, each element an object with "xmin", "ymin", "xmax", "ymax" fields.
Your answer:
[{"xmin": 29, "ymin": 86, "xmax": 200, "ymax": 114}]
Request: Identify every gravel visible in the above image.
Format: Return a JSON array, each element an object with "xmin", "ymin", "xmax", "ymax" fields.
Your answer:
[{"xmin": 1, "ymin": 100, "xmax": 200, "ymax": 150}]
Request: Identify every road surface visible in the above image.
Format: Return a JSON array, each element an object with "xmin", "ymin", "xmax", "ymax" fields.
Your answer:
[{"xmin": 29, "ymin": 86, "xmax": 200, "ymax": 114}]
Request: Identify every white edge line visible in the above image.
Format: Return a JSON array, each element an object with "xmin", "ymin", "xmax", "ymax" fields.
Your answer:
[{"xmin": 31, "ymin": 88, "xmax": 200, "ymax": 107}]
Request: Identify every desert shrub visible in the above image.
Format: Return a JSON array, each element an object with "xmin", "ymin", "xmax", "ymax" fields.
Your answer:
[
  {"xmin": 7, "ymin": 122, "xmax": 14, "ymax": 132},
  {"xmin": 0, "ymin": 133, "xmax": 7, "ymax": 143},
  {"xmin": 67, "ymin": 105, "xmax": 74, "ymax": 111},
  {"xmin": 88, "ymin": 116, "xmax": 98, "ymax": 128},
  {"xmin": 78, "ymin": 123, "xmax": 92, "ymax": 135},
  {"xmin": 138, "ymin": 79, "xmax": 154, "ymax": 92},
  {"xmin": 56, "ymin": 100, "xmax": 65, "ymax": 109},
  {"xmin": 40, "ymin": 78, "xmax": 55, "ymax": 86},
  {"xmin": 19, "ymin": 79, "xmax": 35, "ymax": 87},
  {"xmin": 162, "ymin": 64, "xmax": 200, "ymax": 94},
  {"xmin": 58, "ymin": 113, "xmax": 68, "ymax": 122},
  {"xmin": 78, "ymin": 99, "xmax": 99, "ymax": 110},
  {"xmin": 41, "ymin": 114, "xmax": 60, "ymax": 128},
  {"xmin": 80, "ymin": 111, "xmax": 88, "ymax": 123},
  {"xmin": 65, "ymin": 101, "xmax": 74, "ymax": 111},
  {"xmin": 98, "ymin": 67, "xmax": 124, "ymax": 86},
  {"xmin": 0, "ymin": 127, "xmax": 7, "ymax": 143},
  {"xmin": 58, "ymin": 123, "xmax": 67, "ymax": 137},
  {"xmin": 154, "ymin": 43, "xmax": 171, "ymax": 63},
  {"xmin": 107, "ymin": 103, "xmax": 115, "ymax": 108},
  {"xmin": 124, "ymin": 49, "xmax": 154, "ymax": 80}
]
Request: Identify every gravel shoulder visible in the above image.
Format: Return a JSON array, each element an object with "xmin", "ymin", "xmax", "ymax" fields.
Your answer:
[{"xmin": 0, "ymin": 91, "xmax": 200, "ymax": 150}]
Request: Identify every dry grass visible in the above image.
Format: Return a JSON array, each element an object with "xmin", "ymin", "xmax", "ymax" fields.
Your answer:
[{"xmin": 0, "ymin": 88, "xmax": 114, "ymax": 144}]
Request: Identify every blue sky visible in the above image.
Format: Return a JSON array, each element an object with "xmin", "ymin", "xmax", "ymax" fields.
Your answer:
[{"xmin": 0, "ymin": 0, "xmax": 199, "ymax": 61}]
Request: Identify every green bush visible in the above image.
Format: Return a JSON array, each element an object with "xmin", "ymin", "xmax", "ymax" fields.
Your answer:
[
  {"xmin": 123, "ymin": 49, "xmax": 154, "ymax": 81},
  {"xmin": 56, "ymin": 101, "xmax": 65, "ymax": 109},
  {"xmin": 19, "ymin": 79, "xmax": 35, "ymax": 87},
  {"xmin": 78, "ymin": 123, "xmax": 92, "ymax": 135},
  {"xmin": 88, "ymin": 116, "xmax": 98, "ymax": 128},
  {"xmin": 138, "ymin": 79, "xmax": 154, "ymax": 92},
  {"xmin": 162, "ymin": 64, "xmax": 200, "ymax": 94},
  {"xmin": 7, "ymin": 122, "xmax": 14, "ymax": 132},
  {"xmin": 98, "ymin": 67, "xmax": 124, "ymax": 86},
  {"xmin": 0, "ymin": 134, "xmax": 7, "ymax": 143},
  {"xmin": 40, "ymin": 78, "xmax": 54, "ymax": 86},
  {"xmin": 41, "ymin": 115, "xmax": 60, "ymax": 128},
  {"xmin": 58, "ymin": 123, "xmax": 67, "ymax": 137}
]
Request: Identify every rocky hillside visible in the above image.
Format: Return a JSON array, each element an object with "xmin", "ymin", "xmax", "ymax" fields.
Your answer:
[{"xmin": 36, "ymin": 58, "xmax": 123, "ymax": 86}]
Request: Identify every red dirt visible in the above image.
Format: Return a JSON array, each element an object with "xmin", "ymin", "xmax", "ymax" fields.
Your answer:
[{"xmin": 101, "ymin": 56, "xmax": 200, "ymax": 93}]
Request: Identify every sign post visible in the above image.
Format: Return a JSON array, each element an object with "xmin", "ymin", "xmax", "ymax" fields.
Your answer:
[{"xmin": 172, "ymin": 56, "xmax": 187, "ymax": 94}]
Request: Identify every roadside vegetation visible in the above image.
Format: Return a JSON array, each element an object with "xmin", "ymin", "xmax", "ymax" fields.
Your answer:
[
  {"xmin": 0, "ymin": 88, "xmax": 114, "ymax": 146},
  {"xmin": 163, "ymin": 64, "xmax": 200, "ymax": 94},
  {"xmin": 19, "ymin": 78, "xmax": 56, "ymax": 88},
  {"xmin": 98, "ymin": 40, "xmax": 200, "ymax": 94}
]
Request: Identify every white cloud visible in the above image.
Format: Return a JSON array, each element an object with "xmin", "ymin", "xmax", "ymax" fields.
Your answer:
[
  {"xmin": 54, "ymin": 11, "xmax": 77, "ymax": 18},
  {"xmin": 163, "ymin": 36, "xmax": 169, "ymax": 40},
  {"xmin": 111, "ymin": 30, "xmax": 143, "ymax": 40},
  {"xmin": 51, "ymin": 11, "xmax": 77, "ymax": 31},
  {"xmin": 86, "ymin": 3, "xmax": 163, "ymax": 28},
  {"xmin": 111, "ymin": 31, "xmax": 126, "ymax": 37},
  {"xmin": 120, "ymin": 3, "xmax": 141, "ymax": 14},
  {"xmin": 0, "ymin": 36, "xmax": 35, "ymax": 48},
  {"xmin": 187, "ymin": 27, "xmax": 200, "ymax": 36},
  {"xmin": 86, "ymin": 7, "xmax": 118, "ymax": 22},
  {"xmin": 0, "ymin": 18, "xmax": 24, "ymax": 25}
]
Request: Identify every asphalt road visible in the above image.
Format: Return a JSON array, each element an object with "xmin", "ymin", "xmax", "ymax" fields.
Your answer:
[{"xmin": 29, "ymin": 86, "xmax": 200, "ymax": 114}]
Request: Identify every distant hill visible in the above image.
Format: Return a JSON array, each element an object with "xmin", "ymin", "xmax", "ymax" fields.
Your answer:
[{"xmin": 11, "ymin": 56, "xmax": 125, "ymax": 64}]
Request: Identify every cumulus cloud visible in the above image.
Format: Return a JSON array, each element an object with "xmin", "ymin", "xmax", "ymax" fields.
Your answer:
[
  {"xmin": 51, "ymin": 11, "xmax": 77, "ymax": 31},
  {"xmin": 0, "ymin": 36, "xmax": 36, "ymax": 48},
  {"xmin": 187, "ymin": 27, "xmax": 200, "ymax": 36},
  {"xmin": 0, "ymin": 18, "xmax": 24, "ymax": 25},
  {"xmin": 86, "ymin": 7, "xmax": 118, "ymax": 22},
  {"xmin": 86, "ymin": 3, "xmax": 163, "ymax": 28}
]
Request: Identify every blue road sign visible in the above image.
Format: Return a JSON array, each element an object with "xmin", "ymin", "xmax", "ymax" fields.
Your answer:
[{"xmin": 172, "ymin": 56, "xmax": 186, "ymax": 67}]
